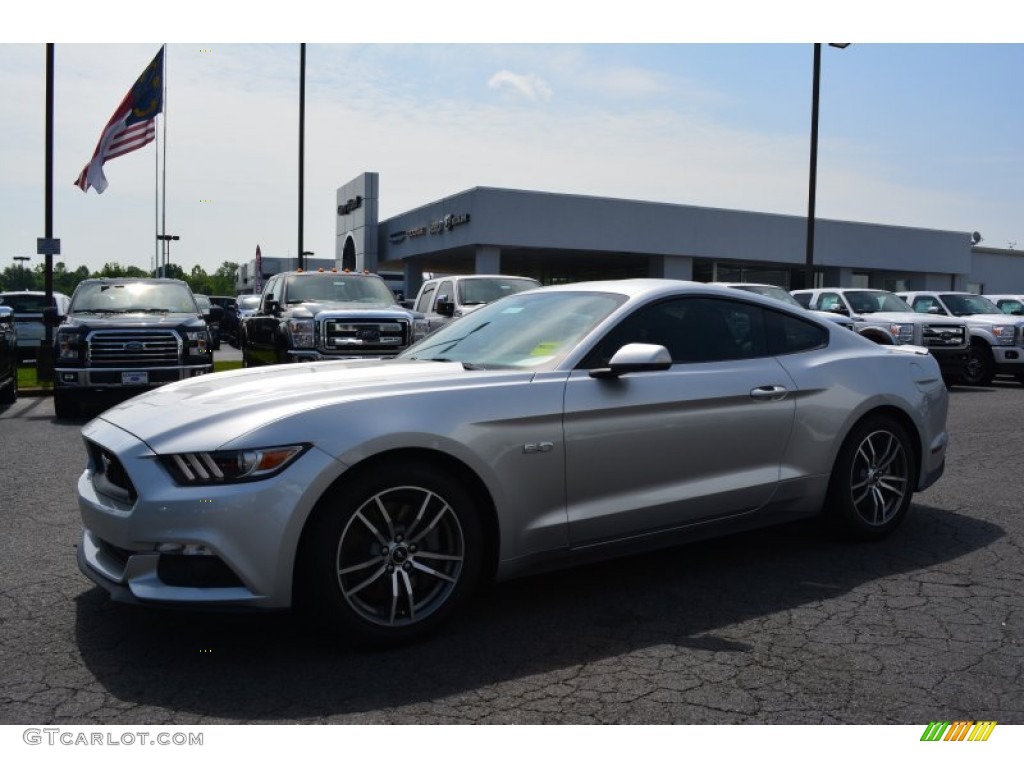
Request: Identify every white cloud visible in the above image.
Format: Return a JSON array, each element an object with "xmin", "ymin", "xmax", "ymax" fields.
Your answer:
[{"xmin": 487, "ymin": 70, "xmax": 554, "ymax": 102}]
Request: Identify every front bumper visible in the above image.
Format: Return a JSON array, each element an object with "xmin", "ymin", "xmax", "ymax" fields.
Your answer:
[
  {"xmin": 76, "ymin": 418, "xmax": 342, "ymax": 609},
  {"xmin": 929, "ymin": 348, "xmax": 969, "ymax": 377},
  {"xmin": 286, "ymin": 348, "xmax": 391, "ymax": 362},
  {"xmin": 54, "ymin": 363, "xmax": 212, "ymax": 389},
  {"xmin": 992, "ymin": 345, "xmax": 1024, "ymax": 372}
]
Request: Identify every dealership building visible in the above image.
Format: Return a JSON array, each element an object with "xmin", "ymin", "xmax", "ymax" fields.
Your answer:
[{"xmin": 237, "ymin": 171, "xmax": 1023, "ymax": 297}]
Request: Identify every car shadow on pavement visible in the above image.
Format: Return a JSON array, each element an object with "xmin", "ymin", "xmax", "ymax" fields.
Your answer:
[{"xmin": 73, "ymin": 503, "xmax": 1003, "ymax": 722}]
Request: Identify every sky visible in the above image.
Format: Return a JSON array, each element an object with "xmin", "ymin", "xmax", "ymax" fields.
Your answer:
[{"xmin": 2, "ymin": 3, "xmax": 1022, "ymax": 279}]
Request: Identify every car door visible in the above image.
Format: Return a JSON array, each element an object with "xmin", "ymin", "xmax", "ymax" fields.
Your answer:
[
  {"xmin": 563, "ymin": 296, "xmax": 797, "ymax": 546},
  {"xmin": 245, "ymin": 275, "xmax": 282, "ymax": 365}
]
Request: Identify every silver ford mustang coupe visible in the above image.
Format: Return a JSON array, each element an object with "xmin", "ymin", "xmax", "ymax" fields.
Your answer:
[{"xmin": 75, "ymin": 279, "xmax": 949, "ymax": 645}]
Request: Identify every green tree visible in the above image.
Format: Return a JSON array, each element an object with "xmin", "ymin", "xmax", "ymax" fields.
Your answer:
[
  {"xmin": 0, "ymin": 262, "xmax": 40, "ymax": 291},
  {"xmin": 209, "ymin": 261, "xmax": 239, "ymax": 296},
  {"xmin": 93, "ymin": 262, "xmax": 149, "ymax": 278}
]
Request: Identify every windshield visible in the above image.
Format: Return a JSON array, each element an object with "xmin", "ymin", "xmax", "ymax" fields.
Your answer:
[
  {"xmin": 732, "ymin": 285, "xmax": 802, "ymax": 307},
  {"xmin": 939, "ymin": 294, "xmax": 1001, "ymax": 316},
  {"xmin": 70, "ymin": 282, "xmax": 198, "ymax": 313},
  {"xmin": 457, "ymin": 277, "xmax": 540, "ymax": 306},
  {"xmin": 285, "ymin": 274, "xmax": 396, "ymax": 305},
  {"xmin": 844, "ymin": 290, "xmax": 914, "ymax": 314},
  {"xmin": 399, "ymin": 291, "xmax": 625, "ymax": 370}
]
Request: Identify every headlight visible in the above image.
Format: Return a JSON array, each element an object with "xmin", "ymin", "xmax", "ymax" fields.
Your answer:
[
  {"xmin": 159, "ymin": 445, "xmax": 308, "ymax": 485},
  {"xmin": 989, "ymin": 325, "xmax": 1016, "ymax": 345},
  {"xmin": 185, "ymin": 330, "xmax": 210, "ymax": 352},
  {"xmin": 412, "ymin": 318, "xmax": 429, "ymax": 341},
  {"xmin": 287, "ymin": 318, "xmax": 315, "ymax": 348},
  {"xmin": 56, "ymin": 330, "xmax": 82, "ymax": 359},
  {"xmin": 888, "ymin": 323, "xmax": 915, "ymax": 344}
]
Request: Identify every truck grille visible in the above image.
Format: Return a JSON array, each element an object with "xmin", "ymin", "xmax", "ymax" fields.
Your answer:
[
  {"xmin": 921, "ymin": 324, "xmax": 967, "ymax": 348},
  {"xmin": 87, "ymin": 329, "xmax": 181, "ymax": 366},
  {"xmin": 321, "ymin": 318, "xmax": 409, "ymax": 354}
]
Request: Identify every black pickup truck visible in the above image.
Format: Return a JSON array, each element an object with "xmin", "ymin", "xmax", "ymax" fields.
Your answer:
[
  {"xmin": 45, "ymin": 278, "xmax": 221, "ymax": 418},
  {"xmin": 240, "ymin": 269, "xmax": 427, "ymax": 366}
]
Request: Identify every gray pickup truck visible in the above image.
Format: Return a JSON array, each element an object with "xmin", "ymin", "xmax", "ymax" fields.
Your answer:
[{"xmin": 240, "ymin": 269, "xmax": 427, "ymax": 366}]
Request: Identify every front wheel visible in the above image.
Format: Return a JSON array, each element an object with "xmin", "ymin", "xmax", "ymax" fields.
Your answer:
[
  {"xmin": 0, "ymin": 372, "xmax": 16, "ymax": 405},
  {"xmin": 53, "ymin": 388, "xmax": 78, "ymax": 419},
  {"xmin": 300, "ymin": 462, "xmax": 484, "ymax": 647},
  {"xmin": 825, "ymin": 415, "xmax": 916, "ymax": 540},
  {"xmin": 961, "ymin": 343, "xmax": 995, "ymax": 386}
]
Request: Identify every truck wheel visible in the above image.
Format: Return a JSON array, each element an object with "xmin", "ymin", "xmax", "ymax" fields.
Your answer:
[
  {"xmin": 961, "ymin": 343, "xmax": 994, "ymax": 386},
  {"xmin": 825, "ymin": 415, "xmax": 916, "ymax": 541},
  {"xmin": 299, "ymin": 461, "xmax": 483, "ymax": 647},
  {"xmin": 0, "ymin": 373, "xmax": 16, "ymax": 405},
  {"xmin": 53, "ymin": 389, "xmax": 78, "ymax": 419}
]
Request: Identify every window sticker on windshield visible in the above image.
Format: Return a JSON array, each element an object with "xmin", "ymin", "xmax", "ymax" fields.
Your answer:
[{"xmin": 529, "ymin": 342, "xmax": 560, "ymax": 356}]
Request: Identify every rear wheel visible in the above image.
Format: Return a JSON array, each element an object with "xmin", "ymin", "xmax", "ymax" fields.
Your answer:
[
  {"xmin": 300, "ymin": 461, "xmax": 483, "ymax": 647},
  {"xmin": 826, "ymin": 415, "xmax": 916, "ymax": 540}
]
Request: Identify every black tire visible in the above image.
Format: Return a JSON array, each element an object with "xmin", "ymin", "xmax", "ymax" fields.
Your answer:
[
  {"xmin": 961, "ymin": 343, "xmax": 995, "ymax": 386},
  {"xmin": 300, "ymin": 461, "xmax": 483, "ymax": 647},
  {"xmin": 0, "ymin": 373, "xmax": 16, "ymax": 405},
  {"xmin": 53, "ymin": 388, "xmax": 78, "ymax": 419},
  {"xmin": 825, "ymin": 415, "xmax": 916, "ymax": 540}
]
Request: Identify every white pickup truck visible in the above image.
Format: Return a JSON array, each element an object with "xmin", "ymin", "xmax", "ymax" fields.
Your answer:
[
  {"xmin": 898, "ymin": 291, "xmax": 1024, "ymax": 386},
  {"xmin": 410, "ymin": 274, "xmax": 541, "ymax": 334}
]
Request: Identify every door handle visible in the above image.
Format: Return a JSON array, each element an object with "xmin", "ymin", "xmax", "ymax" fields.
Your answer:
[{"xmin": 750, "ymin": 385, "xmax": 789, "ymax": 401}]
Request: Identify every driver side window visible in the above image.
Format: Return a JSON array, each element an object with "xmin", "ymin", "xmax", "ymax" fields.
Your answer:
[{"xmin": 581, "ymin": 297, "xmax": 768, "ymax": 368}]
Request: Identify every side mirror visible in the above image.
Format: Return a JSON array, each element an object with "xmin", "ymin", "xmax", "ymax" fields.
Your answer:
[
  {"xmin": 590, "ymin": 343, "xmax": 673, "ymax": 379},
  {"xmin": 43, "ymin": 306, "xmax": 64, "ymax": 326},
  {"xmin": 265, "ymin": 299, "xmax": 279, "ymax": 315},
  {"xmin": 436, "ymin": 300, "xmax": 455, "ymax": 317}
]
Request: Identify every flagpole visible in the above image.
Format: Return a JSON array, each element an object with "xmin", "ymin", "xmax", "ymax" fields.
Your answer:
[
  {"xmin": 161, "ymin": 43, "xmax": 168, "ymax": 274},
  {"xmin": 154, "ymin": 114, "xmax": 159, "ymax": 274}
]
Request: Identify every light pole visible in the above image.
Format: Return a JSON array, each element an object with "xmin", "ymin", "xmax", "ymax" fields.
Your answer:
[
  {"xmin": 804, "ymin": 43, "xmax": 849, "ymax": 291},
  {"xmin": 156, "ymin": 234, "xmax": 179, "ymax": 276}
]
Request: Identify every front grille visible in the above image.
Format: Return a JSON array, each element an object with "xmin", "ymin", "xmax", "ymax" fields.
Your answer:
[
  {"xmin": 921, "ymin": 324, "xmax": 966, "ymax": 348},
  {"xmin": 320, "ymin": 318, "xmax": 409, "ymax": 353},
  {"xmin": 86, "ymin": 440, "xmax": 138, "ymax": 504},
  {"xmin": 87, "ymin": 329, "xmax": 181, "ymax": 366}
]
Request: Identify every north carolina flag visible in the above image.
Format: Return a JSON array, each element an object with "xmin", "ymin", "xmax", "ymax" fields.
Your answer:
[{"xmin": 75, "ymin": 46, "xmax": 164, "ymax": 194}]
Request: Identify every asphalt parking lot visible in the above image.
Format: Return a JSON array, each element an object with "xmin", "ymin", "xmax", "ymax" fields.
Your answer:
[{"xmin": 0, "ymin": 379, "xmax": 1021, "ymax": 725}]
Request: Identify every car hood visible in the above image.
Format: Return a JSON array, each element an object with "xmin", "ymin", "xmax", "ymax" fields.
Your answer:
[
  {"xmin": 851, "ymin": 311, "xmax": 957, "ymax": 324},
  {"xmin": 957, "ymin": 313, "xmax": 1024, "ymax": 326},
  {"xmin": 288, "ymin": 301, "xmax": 411, "ymax": 318},
  {"xmin": 65, "ymin": 313, "xmax": 204, "ymax": 328},
  {"xmin": 93, "ymin": 358, "xmax": 533, "ymax": 453}
]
